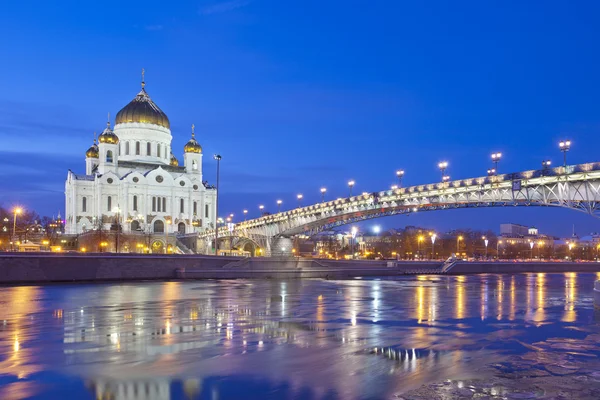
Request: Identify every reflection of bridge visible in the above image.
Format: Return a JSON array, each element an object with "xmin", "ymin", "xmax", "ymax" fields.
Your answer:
[{"xmin": 199, "ymin": 163, "xmax": 600, "ymax": 255}]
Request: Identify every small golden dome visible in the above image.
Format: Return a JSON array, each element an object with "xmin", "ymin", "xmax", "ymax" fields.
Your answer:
[
  {"xmin": 86, "ymin": 143, "xmax": 99, "ymax": 158},
  {"xmin": 98, "ymin": 121, "xmax": 120, "ymax": 144},
  {"xmin": 115, "ymin": 75, "xmax": 170, "ymax": 128},
  {"xmin": 184, "ymin": 124, "xmax": 202, "ymax": 153},
  {"xmin": 170, "ymin": 153, "xmax": 179, "ymax": 166}
]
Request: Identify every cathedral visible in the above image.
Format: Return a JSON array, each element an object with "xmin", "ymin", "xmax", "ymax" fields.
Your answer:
[{"xmin": 65, "ymin": 74, "xmax": 217, "ymax": 242}]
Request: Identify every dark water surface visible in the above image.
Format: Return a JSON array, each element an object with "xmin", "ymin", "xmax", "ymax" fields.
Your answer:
[{"xmin": 0, "ymin": 273, "xmax": 599, "ymax": 399}]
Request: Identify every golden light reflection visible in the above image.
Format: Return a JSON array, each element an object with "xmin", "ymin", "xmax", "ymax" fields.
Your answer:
[
  {"xmin": 13, "ymin": 336, "xmax": 19, "ymax": 353},
  {"xmin": 509, "ymin": 276, "xmax": 516, "ymax": 321},
  {"xmin": 496, "ymin": 277, "xmax": 503, "ymax": 320},
  {"xmin": 533, "ymin": 273, "xmax": 546, "ymax": 323},
  {"xmin": 456, "ymin": 279, "xmax": 465, "ymax": 320},
  {"xmin": 317, "ymin": 294, "xmax": 324, "ymax": 323},
  {"xmin": 416, "ymin": 285, "xmax": 424, "ymax": 323},
  {"xmin": 562, "ymin": 272, "xmax": 577, "ymax": 322},
  {"xmin": 480, "ymin": 278, "xmax": 488, "ymax": 321}
]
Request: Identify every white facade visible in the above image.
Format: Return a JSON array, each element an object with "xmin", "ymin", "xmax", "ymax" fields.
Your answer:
[{"xmin": 65, "ymin": 80, "xmax": 216, "ymax": 236}]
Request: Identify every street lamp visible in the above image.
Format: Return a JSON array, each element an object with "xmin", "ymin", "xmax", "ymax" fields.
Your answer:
[
  {"xmin": 529, "ymin": 240, "xmax": 534, "ymax": 260},
  {"xmin": 351, "ymin": 226, "xmax": 358, "ymax": 259},
  {"xmin": 417, "ymin": 235, "xmax": 424, "ymax": 259},
  {"xmin": 491, "ymin": 152, "xmax": 502, "ymax": 172},
  {"xmin": 348, "ymin": 180, "xmax": 355, "ymax": 197},
  {"xmin": 214, "ymin": 154, "xmax": 222, "ymax": 255},
  {"xmin": 482, "ymin": 236, "xmax": 488, "ymax": 258},
  {"xmin": 497, "ymin": 240, "xmax": 502, "ymax": 259},
  {"xmin": 259, "ymin": 205, "xmax": 265, "ymax": 215},
  {"xmin": 277, "ymin": 199, "xmax": 282, "ymax": 212},
  {"xmin": 438, "ymin": 161, "xmax": 448, "ymax": 179},
  {"xmin": 542, "ymin": 160, "xmax": 552, "ymax": 170},
  {"xmin": 320, "ymin": 187, "xmax": 327, "ymax": 202},
  {"xmin": 431, "ymin": 233, "xmax": 437, "ymax": 260},
  {"xmin": 442, "ymin": 175, "xmax": 450, "ymax": 182},
  {"xmin": 559, "ymin": 140, "xmax": 571, "ymax": 167},
  {"xmin": 243, "ymin": 209, "xmax": 248, "ymax": 220},
  {"xmin": 12, "ymin": 207, "xmax": 22, "ymax": 238},
  {"xmin": 396, "ymin": 170, "xmax": 405, "ymax": 187},
  {"xmin": 456, "ymin": 235, "xmax": 463, "ymax": 256},
  {"xmin": 391, "ymin": 184, "xmax": 398, "ymax": 190},
  {"xmin": 487, "ymin": 168, "xmax": 496, "ymax": 176},
  {"xmin": 297, "ymin": 194, "xmax": 303, "ymax": 207}
]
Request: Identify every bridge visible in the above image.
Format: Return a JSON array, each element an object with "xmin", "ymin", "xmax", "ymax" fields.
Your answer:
[{"xmin": 198, "ymin": 162, "xmax": 600, "ymax": 256}]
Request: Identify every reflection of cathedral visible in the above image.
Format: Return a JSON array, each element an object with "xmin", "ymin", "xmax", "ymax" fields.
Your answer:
[{"xmin": 65, "ymin": 72, "xmax": 216, "ymax": 236}]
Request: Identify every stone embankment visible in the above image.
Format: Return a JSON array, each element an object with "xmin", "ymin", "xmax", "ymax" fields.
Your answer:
[{"xmin": 0, "ymin": 253, "xmax": 599, "ymax": 284}]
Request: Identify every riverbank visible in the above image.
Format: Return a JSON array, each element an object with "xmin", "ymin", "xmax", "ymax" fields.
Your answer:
[{"xmin": 1, "ymin": 253, "xmax": 599, "ymax": 284}]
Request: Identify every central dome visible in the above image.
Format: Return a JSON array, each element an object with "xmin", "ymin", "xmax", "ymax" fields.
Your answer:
[{"xmin": 115, "ymin": 83, "xmax": 170, "ymax": 129}]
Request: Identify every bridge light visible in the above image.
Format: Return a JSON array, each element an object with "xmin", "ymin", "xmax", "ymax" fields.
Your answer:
[
  {"xmin": 391, "ymin": 184, "xmax": 398, "ymax": 190},
  {"xmin": 559, "ymin": 139, "xmax": 572, "ymax": 167},
  {"xmin": 438, "ymin": 161, "xmax": 448, "ymax": 179},
  {"xmin": 542, "ymin": 160, "xmax": 552, "ymax": 169},
  {"xmin": 320, "ymin": 187, "xmax": 327, "ymax": 202},
  {"xmin": 373, "ymin": 226, "xmax": 381, "ymax": 234},
  {"xmin": 348, "ymin": 180, "xmax": 355, "ymax": 197},
  {"xmin": 442, "ymin": 175, "xmax": 450, "ymax": 182},
  {"xmin": 276, "ymin": 200, "xmax": 282, "ymax": 212}
]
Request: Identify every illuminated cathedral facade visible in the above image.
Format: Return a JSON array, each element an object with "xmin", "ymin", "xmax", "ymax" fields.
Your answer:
[{"xmin": 65, "ymin": 74, "xmax": 216, "ymax": 238}]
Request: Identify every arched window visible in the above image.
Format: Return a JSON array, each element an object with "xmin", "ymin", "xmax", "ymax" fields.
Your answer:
[
  {"xmin": 162, "ymin": 197, "xmax": 167, "ymax": 212},
  {"xmin": 107, "ymin": 196, "xmax": 112, "ymax": 212},
  {"xmin": 125, "ymin": 142, "xmax": 130, "ymax": 155},
  {"xmin": 180, "ymin": 198, "xmax": 184, "ymax": 213},
  {"xmin": 135, "ymin": 141, "xmax": 140, "ymax": 155},
  {"xmin": 153, "ymin": 219, "xmax": 164, "ymax": 233},
  {"xmin": 192, "ymin": 160, "xmax": 198, "ymax": 170},
  {"xmin": 193, "ymin": 201, "xmax": 197, "ymax": 215},
  {"xmin": 178, "ymin": 222, "xmax": 185, "ymax": 234},
  {"xmin": 157, "ymin": 144, "xmax": 161, "ymax": 158},
  {"xmin": 147, "ymin": 142, "xmax": 151, "ymax": 155},
  {"xmin": 133, "ymin": 195, "xmax": 138, "ymax": 211},
  {"xmin": 106, "ymin": 150, "xmax": 113, "ymax": 163},
  {"xmin": 152, "ymin": 197, "xmax": 156, "ymax": 212},
  {"xmin": 82, "ymin": 197, "xmax": 87, "ymax": 212}
]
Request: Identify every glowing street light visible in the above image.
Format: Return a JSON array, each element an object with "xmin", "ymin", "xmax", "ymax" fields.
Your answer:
[
  {"xmin": 497, "ymin": 240, "xmax": 503, "ymax": 259},
  {"xmin": 297, "ymin": 194, "xmax": 303, "ymax": 207},
  {"xmin": 529, "ymin": 240, "xmax": 534, "ymax": 260},
  {"xmin": 542, "ymin": 160, "xmax": 552, "ymax": 169},
  {"xmin": 417, "ymin": 235, "xmax": 424, "ymax": 259},
  {"xmin": 391, "ymin": 184, "xmax": 398, "ymax": 190},
  {"xmin": 348, "ymin": 180, "xmax": 355, "ymax": 197},
  {"xmin": 213, "ymin": 154, "xmax": 222, "ymax": 256},
  {"xmin": 559, "ymin": 140, "xmax": 571, "ymax": 167},
  {"xmin": 431, "ymin": 233, "xmax": 437, "ymax": 259},
  {"xmin": 320, "ymin": 187, "xmax": 327, "ymax": 202},
  {"xmin": 373, "ymin": 226, "xmax": 381, "ymax": 234},
  {"xmin": 351, "ymin": 226, "xmax": 358, "ymax": 259},
  {"xmin": 487, "ymin": 168, "xmax": 496, "ymax": 176},
  {"xmin": 12, "ymin": 207, "xmax": 22, "ymax": 238},
  {"xmin": 396, "ymin": 170, "xmax": 405, "ymax": 187},
  {"xmin": 277, "ymin": 199, "xmax": 282, "ymax": 212},
  {"xmin": 456, "ymin": 235, "xmax": 463, "ymax": 255},
  {"xmin": 491, "ymin": 152, "xmax": 502, "ymax": 171},
  {"xmin": 259, "ymin": 205, "xmax": 265, "ymax": 215},
  {"xmin": 482, "ymin": 236, "xmax": 488, "ymax": 258},
  {"xmin": 438, "ymin": 161, "xmax": 448, "ymax": 179},
  {"xmin": 243, "ymin": 209, "xmax": 248, "ymax": 220}
]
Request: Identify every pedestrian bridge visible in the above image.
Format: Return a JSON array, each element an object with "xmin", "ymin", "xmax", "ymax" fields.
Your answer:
[{"xmin": 198, "ymin": 162, "xmax": 600, "ymax": 255}]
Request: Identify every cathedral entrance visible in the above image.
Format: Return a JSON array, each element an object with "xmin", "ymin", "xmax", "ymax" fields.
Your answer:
[
  {"xmin": 151, "ymin": 240, "xmax": 164, "ymax": 253},
  {"xmin": 153, "ymin": 220, "xmax": 164, "ymax": 233},
  {"xmin": 178, "ymin": 222, "xmax": 185, "ymax": 235}
]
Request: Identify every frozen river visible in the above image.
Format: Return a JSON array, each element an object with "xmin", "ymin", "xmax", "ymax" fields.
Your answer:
[{"xmin": 1, "ymin": 273, "xmax": 600, "ymax": 399}]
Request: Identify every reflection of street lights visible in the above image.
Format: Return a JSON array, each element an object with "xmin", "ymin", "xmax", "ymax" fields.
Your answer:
[
  {"xmin": 320, "ymin": 187, "xmax": 327, "ymax": 202},
  {"xmin": 12, "ymin": 207, "xmax": 22, "ymax": 238},
  {"xmin": 348, "ymin": 180, "xmax": 355, "ymax": 197},
  {"xmin": 559, "ymin": 140, "xmax": 571, "ymax": 167},
  {"xmin": 277, "ymin": 200, "xmax": 282, "ymax": 213},
  {"xmin": 431, "ymin": 233, "xmax": 437, "ymax": 259},
  {"xmin": 214, "ymin": 154, "xmax": 222, "ymax": 255}
]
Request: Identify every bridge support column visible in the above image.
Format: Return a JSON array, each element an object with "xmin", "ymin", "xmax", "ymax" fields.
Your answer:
[{"xmin": 270, "ymin": 237, "xmax": 294, "ymax": 257}]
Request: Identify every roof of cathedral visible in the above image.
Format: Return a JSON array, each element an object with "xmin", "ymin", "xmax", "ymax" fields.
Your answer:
[
  {"xmin": 184, "ymin": 124, "xmax": 202, "ymax": 153},
  {"xmin": 115, "ymin": 75, "xmax": 170, "ymax": 129},
  {"xmin": 86, "ymin": 134, "xmax": 99, "ymax": 158},
  {"xmin": 98, "ymin": 121, "xmax": 119, "ymax": 144}
]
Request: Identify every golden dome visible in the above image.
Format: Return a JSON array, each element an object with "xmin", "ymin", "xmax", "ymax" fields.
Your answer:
[
  {"xmin": 170, "ymin": 153, "xmax": 179, "ymax": 166},
  {"xmin": 184, "ymin": 124, "xmax": 202, "ymax": 153},
  {"xmin": 98, "ymin": 121, "xmax": 119, "ymax": 144},
  {"xmin": 115, "ymin": 77, "xmax": 170, "ymax": 128},
  {"xmin": 86, "ymin": 142, "xmax": 99, "ymax": 158}
]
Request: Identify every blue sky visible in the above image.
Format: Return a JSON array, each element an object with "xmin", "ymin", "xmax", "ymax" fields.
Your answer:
[{"xmin": 1, "ymin": 0, "xmax": 600, "ymax": 236}]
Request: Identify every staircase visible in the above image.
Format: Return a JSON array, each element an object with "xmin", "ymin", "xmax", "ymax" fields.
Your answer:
[{"xmin": 175, "ymin": 238, "xmax": 195, "ymax": 255}]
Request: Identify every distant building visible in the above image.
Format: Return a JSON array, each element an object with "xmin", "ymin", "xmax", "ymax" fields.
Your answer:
[{"xmin": 500, "ymin": 223, "xmax": 529, "ymax": 236}]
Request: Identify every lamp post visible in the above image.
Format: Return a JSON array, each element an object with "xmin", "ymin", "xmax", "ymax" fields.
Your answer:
[
  {"xmin": 243, "ymin": 209, "xmax": 248, "ymax": 221},
  {"xmin": 487, "ymin": 168, "xmax": 496, "ymax": 176},
  {"xmin": 259, "ymin": 205, "xmax": 264, "ymax": 215},
  {"xmin": 112, "ymin": 206, "xmax": 121, "ymax": 253},
  {"xmin": 497, "ymin": 240, "xmax": 502, "ymax": 259},
  {"xmin": 320, "ymin": 187, "xmax": 327, "ymax": 202},
  {"xmin": 568, "ymin": 242, "xmax": 574, "ymax": 260},
  {"xmin": 351, "ymin": 226, "xmax": 358, "ymax": 259},
  {"xmin": 559, "ymin": 140, "xmax": 571, "ymax": 167},
  {"xmin": 418, "ymin": 235, "xmax": 424, "ymax": 259},
  {"xmin": 542, "ymin": 160, "xmax": 551, "ymax": 169},
  {"xmin": 438, "ymin": 161, "xmax": 448, "ymax": 180},
  {"xmin": 483, "ymin": 236, "xmax": 488, "ymax": 258},
  {"xmin": 165, "ymin": 218, "xmax": 171, "ymax": 254},
  {"xmin": 214, "ymin": 154, "xmax": 222, "ymax": 255},
  {"xmin": 529, "ymin": 241, "xmax": 534, "ymax": 260},
  {"xmin": 491, "ymin": 152, "xmax": 502, "ymax": 172},
  {"xmin": 431, "ymin": 233, "xmax": 437, "ymax": 260},
  {"xmin": 391, "ymin": 184, "xmax": 398, "ymax": 190},
  {"xmin": 456, "ymin": 235, "xmax": 463, "ymax": 256},
  {"xmin": 442, "ymin": 175, "xmax": 450, "ymax": 183},
  {"xmin": 297, "ymin": 194, "xmax": 303, "ymax": 208},
  {"xmin": 396, "ymin": 170, "xmax": 405, "ymax": 187},
  {"xmin": 277, "ymin": 200, "xmax": 282, "ymax": 213},
  {"xmin": 12, "ymin": 207, "xmax": 22, "ymax": 239},
  {"xmin": 348, "ymin": 180, "xmax": 355, "ymax": 197}
]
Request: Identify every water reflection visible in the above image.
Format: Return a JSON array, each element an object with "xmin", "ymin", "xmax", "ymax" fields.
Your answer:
[{"xmin": 0, "ymin": 273, "xmax": 596, "ymax": 399}]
